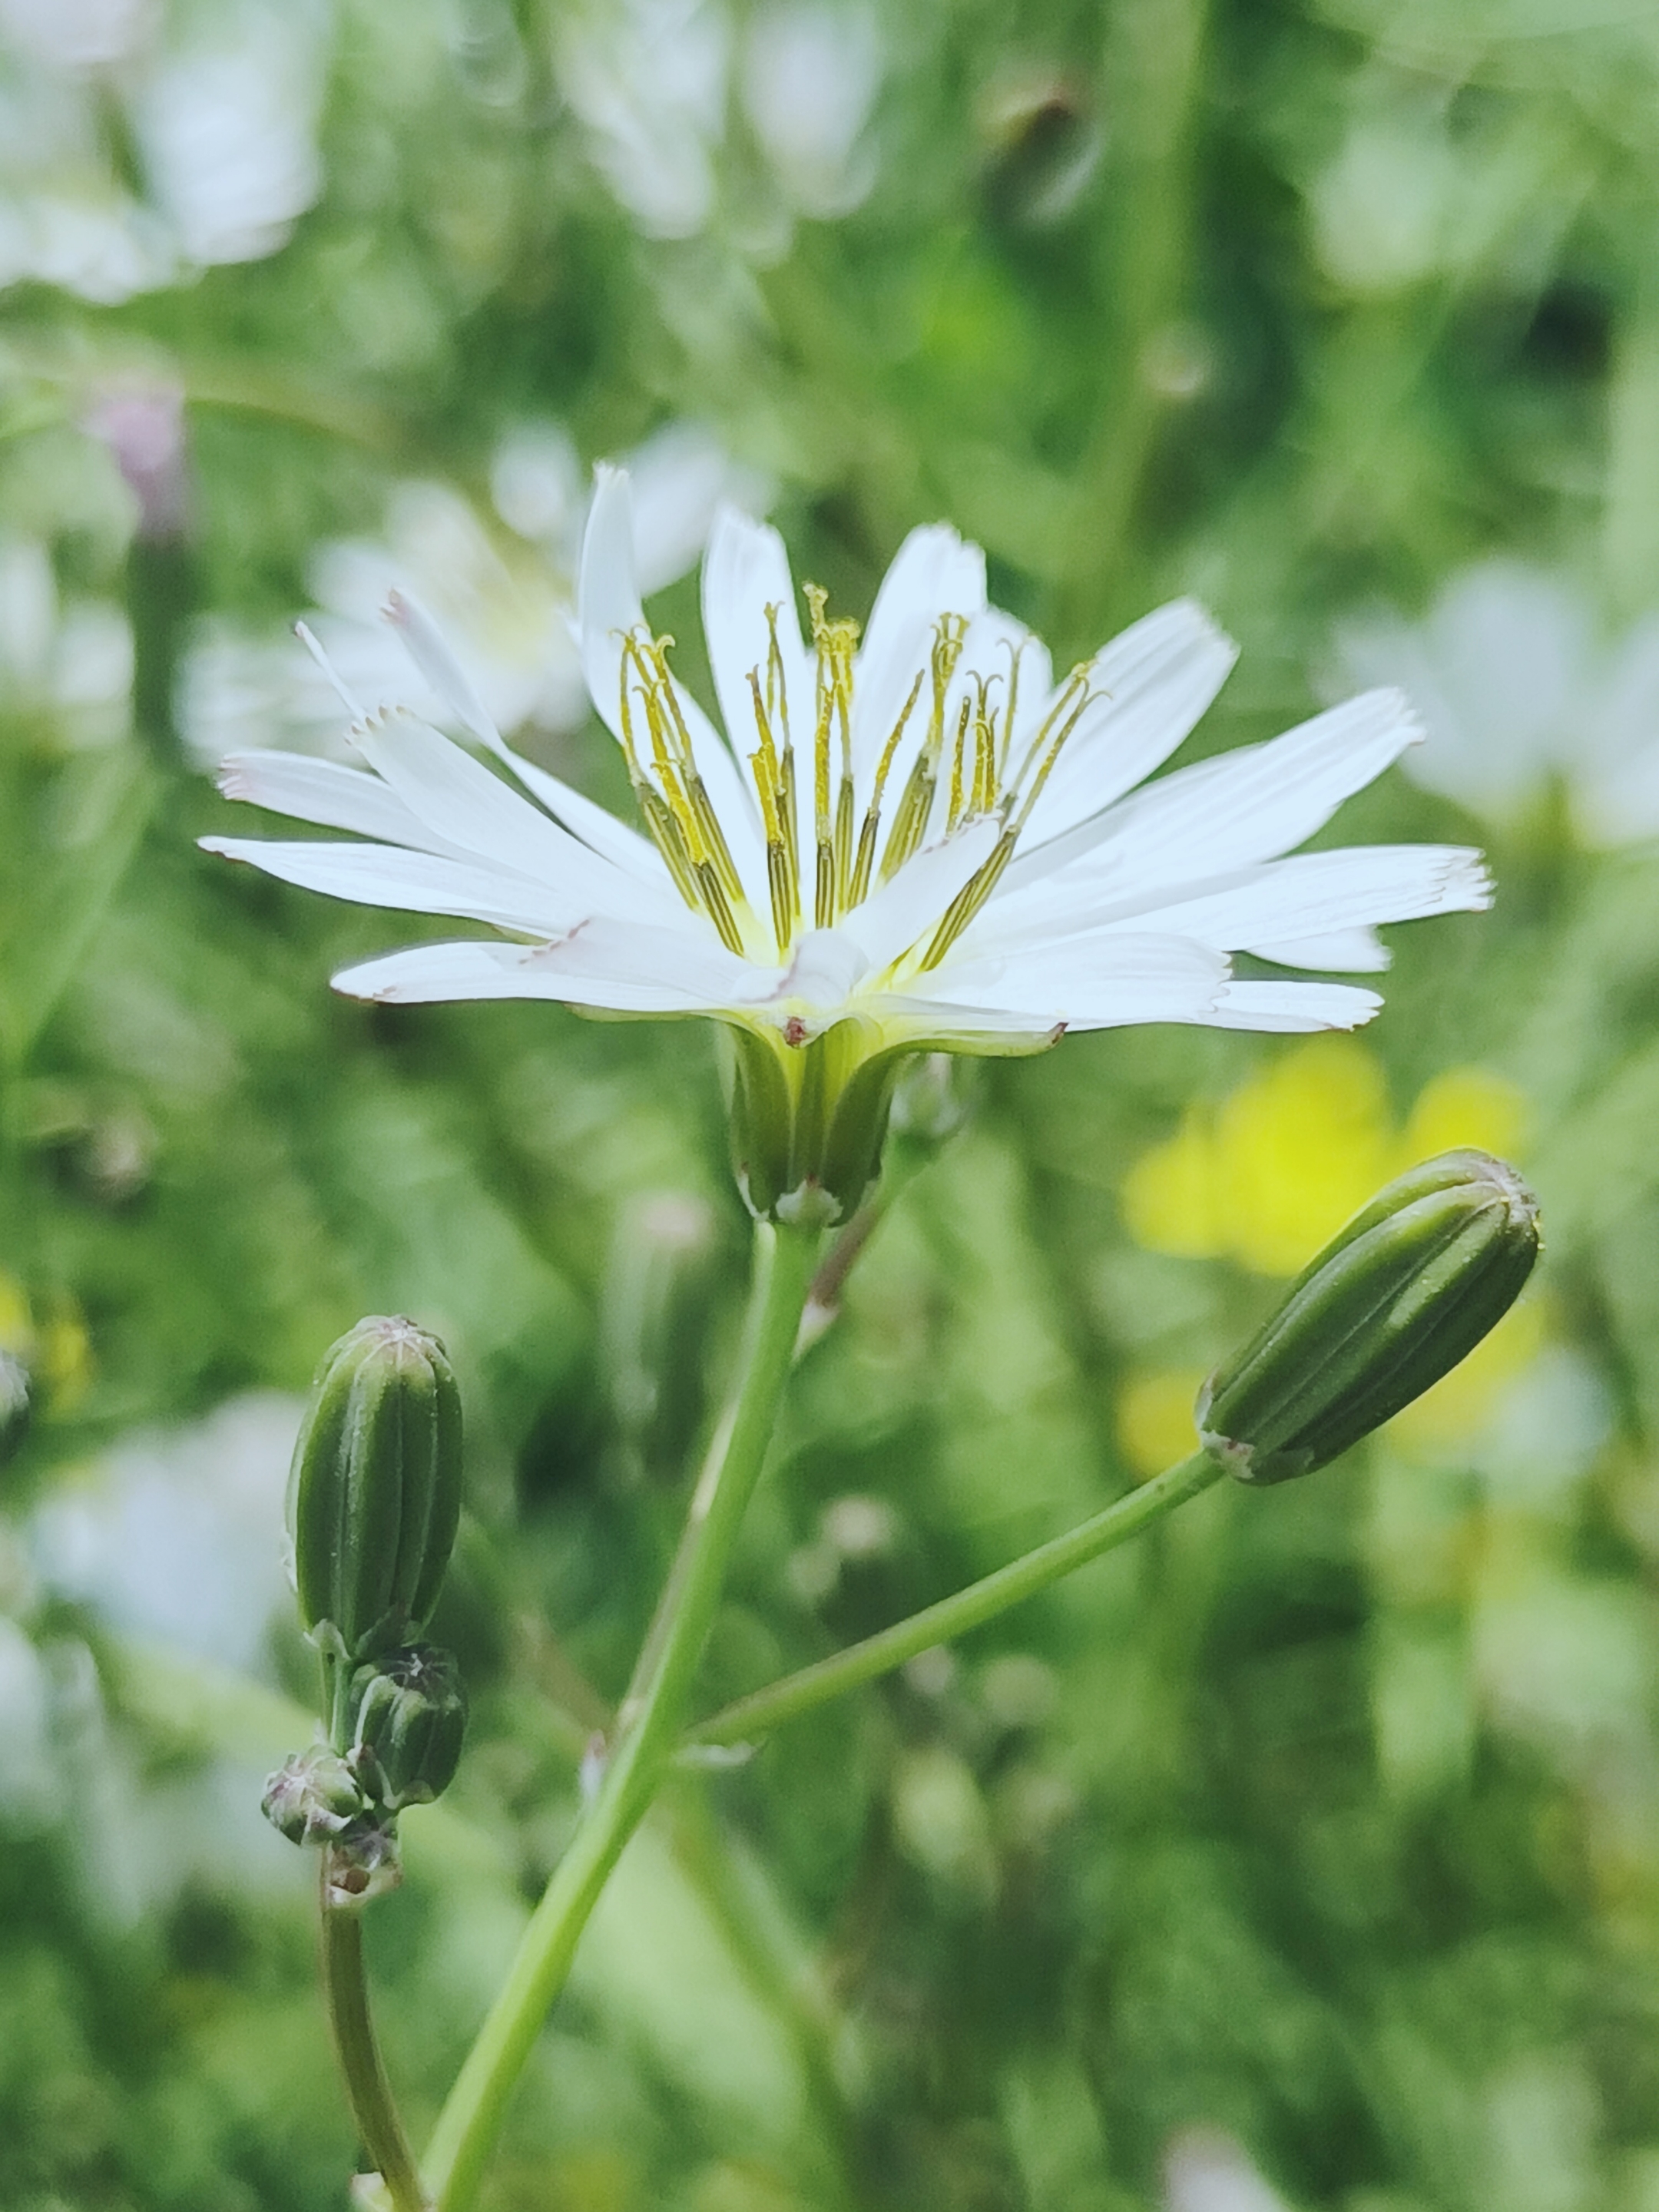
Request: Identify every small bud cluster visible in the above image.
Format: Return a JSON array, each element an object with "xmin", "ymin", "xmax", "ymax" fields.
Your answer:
[{"xmin": 263, "ymin": 1318, "xmax": 469, "ymax": 1902}]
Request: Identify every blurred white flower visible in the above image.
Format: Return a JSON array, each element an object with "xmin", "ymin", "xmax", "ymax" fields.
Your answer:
[
  {"xmin": 625, "ymin": 419, "xmax": 771, "ymax": 594},
  {"xmin": 0, "ymin": 1614, "xmax": 57, "ymax": 1825},
  {"xmin": 30, "ymin": 1391, "xmax": 300, "ymax": 1674},
  {"xmin": 740, "ymin": 4, "xmax": 881, "ymax": 220},
  {"xmin": 0, "ymin": 0, "xmax": 152, "ymax": 67},
  {"xmin": 0, "ymin": 0, "xmax": 329, "ymax": 301},
  {"xmin": 1330, "ymin": 562, "xmax": 1659, "ymax": 844},
  {"xmin": 556, "ymin": 0, "xmax": 883, "ymax": 240},
  {"xmin": 178, "ymin": 422, "xmax": 770, "ymax": 768},
  {"xmin": 490, "ymin": 420, "xmax": 588, "ymax": 560},
  {"xmin": 1163, "ymin": 2128, "xmax": 1295, "ymax": 2212},
  {"xmin": 557, "ymin": 0, "xmax": 729, "ymax": 240},
  {"xmin": 0, "ymin": 533, "xmax": 132, "ymax": 745},
  {"xmin": 130, "ymin": 6, "xmax": 326, "ymax": 267}
]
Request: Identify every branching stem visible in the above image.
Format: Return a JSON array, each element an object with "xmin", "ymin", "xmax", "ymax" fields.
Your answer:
[
  {"xmin": 685, "ymin": 1450, "xmax": 1223, "ymax": 1750},
  {"xmin": 421, "ymin": 1220, "xmax": 823, "ymax": 2212}
]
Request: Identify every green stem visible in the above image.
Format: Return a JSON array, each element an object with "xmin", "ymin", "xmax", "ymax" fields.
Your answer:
[
  {"xmin": 422, "ymin": 1219, "xmax": 823, "ymax": 2212},
  {"xmin": 686, "ymin": 1450, "xmax": 1223, "ymax": 1750},
  {"xmin": 320, "ymin": 1870, "xmax": 429, "ymax": 2212}
]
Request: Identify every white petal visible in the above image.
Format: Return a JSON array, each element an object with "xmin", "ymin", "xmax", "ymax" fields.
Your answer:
[
  {"xmin": 346, "ymin": 704, "xmax": 680, "ymax": 924},
  {"xmin": 773, "ymin": 928, "xmax": 869, "ymax": 1010},
  {"xmin": 850, "ymin": 523, "xmax": 986, "ymax": 786},
  {"xmin": 1099, "ymin": 845, "xmax": 1491, "ymax": 949},
  {"xmin": 382, "ymin": 587, "xmax": 500, "ymax": 743},
  {"xmin": 998, "ymin": 687, "xmax": 1421, "ymax": 899},
  {"xmin": 201, "ymin": 837, "xmax": 588, "ymax": 935},
  {"xmin": 1186, "ymin": 981, "xmax": 1382, "ymax": 1033},
  {"xmin": 1246, "ymin": 927, "xmax": 1390, "ymax": 972},
  {"xmin": 492, "ymin": 747, "xmax": 673, "ymax": 888},
  {"xmin": 578, "ymin": 464, "xmax": 644, "ymax": 747},
  {"xmin": 855, "ymin": 995, "xmax": 1067, "ymax": 1045},
  {"xmin": 382, "ymin": 557, "xmax": 664, "ymax": 882},
  {"xmin": 700, "ymin": 504, "xmax": 812, "ymax": 794},
  {"xmin": 974, "ymin": 844, "xmax": 1489, "ymax": 961},
  {"xmin": 217, "ymin": 750, "xmax": 449, "ymax": 851},
  {"xmin": 334, "ymin": 917, "xmax": 770, "ymax": 1012},
  {"xmin": 1015, "ymin": 600, "xmax": 1238, "ymax": 849},
  {"xmin": 913, "ymin": 930, "xmax": 1227, "ymax": 1028},
  {"xmin": 578, "ymin": 469, "xmax": 769, "ymax": 909},
  {"xmin": 837, "ymin": 818, "xmax": 1000, "ymax": 972}
]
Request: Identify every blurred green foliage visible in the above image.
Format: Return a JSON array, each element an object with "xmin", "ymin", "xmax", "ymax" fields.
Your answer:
[{"xmin": 6, "ymin": 1, "xmax": 1659, "ymax": 2207}]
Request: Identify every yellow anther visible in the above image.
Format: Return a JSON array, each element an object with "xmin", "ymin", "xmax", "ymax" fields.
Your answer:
[
  {"xmin": 1008, "ymin": 669, "xmax": 1096, "ymax": 834},
  {"xmin": 927, "ymin": 614, "xmax": 969, "ymax": 760},
  {"xmin": 997, "ymin": 636, "xmax": 1028, "ymax": 779},
  {"xmin": 945, "ymin": 692, "xmax": 974, "ymax": 833},
  {"xmin": 919, "ymin": 828, "xmax": 1019, "ymax": 970},
  {"xmin": 763, "ymin": 602, "xmax": 792, "ymax": 747},
  {"xmin": 696, "ymin": 860, "xmax": 744, "ymax": 955},
  {"xmin": 747, "ymin": 667, "xmax": 782, "ymax": 791},
  {"xmin": 868, "ymin": 666, "xmax": 926, "ymax": 820},
  {"xmin": 972, "ymin": 680, "xmax": 998, "ymax": 816}
]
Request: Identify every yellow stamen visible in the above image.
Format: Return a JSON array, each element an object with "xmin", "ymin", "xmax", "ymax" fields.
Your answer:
[
  {"xmin": 919, "ymin": 829, "xmax": 1018, "ymax": 969},
  {"xmin": 849, "ymin": 664, "xmax": 926, "ymax": 907},
  {"xmin": 1008, "ymin": 668, "xmax": 1097, "ymax": 835},
  {"xmin": 972, "ymin": 678, "xmax": 998, "ymax": 816},
  {"xmin": 945, "ymin": 692, "xmax": 974, "ymax": 834},
  {"xmin": 998, "ymin": 637, "xmax": 1027, "ymax": 777}
]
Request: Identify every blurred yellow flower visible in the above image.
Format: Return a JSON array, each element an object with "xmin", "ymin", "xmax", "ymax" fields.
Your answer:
[
  {"xmin": 0, "ymin": 1274, "xmax": 31, "ymax": 1356},
  {"xmin": 1121, "ymin": 1037, "xmax": 1528, "ymax": 1277},
  {"xmin": 1388, "ymin": 1295, "xmax": 1544, "ymax": 1452},
  {"xmin": 1118, "ymin": 1048, "xmax": 1538, "ymax": 1466},
  {"xmin": 0, "ymin": 1270, "xmax": 93, "ymax": 1415},
  {"xmin": 1118, "ymin": 1366, "xmax": 1210, "ymax": 1479}
]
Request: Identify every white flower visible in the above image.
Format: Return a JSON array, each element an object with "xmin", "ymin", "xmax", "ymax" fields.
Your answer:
[
  {"xmin": 740, "ymin": 3, "xmax": 882, "ymax": 220},
  {"xmin": 1332, "ymin": 561, "xmax": 1659, "ymax": 845},
  {"xmin": 0, "ymin": 0, "xmax": 328, "ymax": 301},
  {"xmin": 204, "ymin": 472, "xmax": 1488, "ymax": 1215},
  {"xmin": 557, "ymin": 0, "xmax": 729, "ymax": 242},
  {"xmin": 0, "ymin": 532, "xmax": 132, "ymax": 746}
]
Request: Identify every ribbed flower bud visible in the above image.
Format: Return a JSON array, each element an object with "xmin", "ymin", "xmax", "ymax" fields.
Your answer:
[
  {"xmin": 1197, "ymin": 1150, "xmax": 1541, "ymax": 1485},
  {"xmin": 288, "ymin": 1317, "xmax": 463, "ymax": 1665},
  {"xmin": 347, "ymin": 1644, "xmax": 468, "ymax": 1811},
  {"xmin": 261, "ymin": 1745, "xmax": 369, "ymax": 1846}
]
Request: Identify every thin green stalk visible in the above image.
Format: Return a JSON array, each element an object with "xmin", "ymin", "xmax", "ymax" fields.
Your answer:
[
  {"xmin": 686, "ymin": 1450, "xmax": 1223, "ymax": 1750},
  {"xmin": 1048, "ymin": 0, "xmax": 1208, "ymax": 650},
  {"xmin": 320, "ymin": 1869, "xmax": 428, "ymax": 2212},
  {"xmin": 422, "ymin": 1219, "xmax": 823, "ymax": 2212}
]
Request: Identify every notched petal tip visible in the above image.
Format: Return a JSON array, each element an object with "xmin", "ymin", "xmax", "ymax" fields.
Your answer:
[{"xmin": 1446, "ymin": 851, "xmax": 1495, "ymax": 909}]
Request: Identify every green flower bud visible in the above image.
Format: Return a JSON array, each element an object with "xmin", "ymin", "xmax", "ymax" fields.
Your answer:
[
  {"xmin": 261, "ymin": 1745, "xmax": 369, "ymax": 1846},
  {"xmin": 0, "ymin": 1351, "xmax": 30, "ymax": 1471},
  {"xmin": 1197, "ymin": 1149, "xmax": 1541, "ymax": 1485},
  {"xmin": 323, "ymin": 1812, "xmax": 403, "ymax": 1906},
  {"xmin": 347, "ymin": 1644, "xmax": 468, "ymax": 1811},
  {"xmin": 288, "ymin": 1316, "xmax": 463, "ymax": 1665}
]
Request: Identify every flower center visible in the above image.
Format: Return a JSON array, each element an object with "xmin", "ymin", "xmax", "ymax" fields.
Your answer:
[{"xmin": 618, "ymin": 595, "xmax": 1101, "ymax": 972}]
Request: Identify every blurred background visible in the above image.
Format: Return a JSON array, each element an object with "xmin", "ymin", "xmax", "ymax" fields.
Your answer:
[{"xmin": 3, "ymin": 0, "xmax": 1659, "ymax": 2206}]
